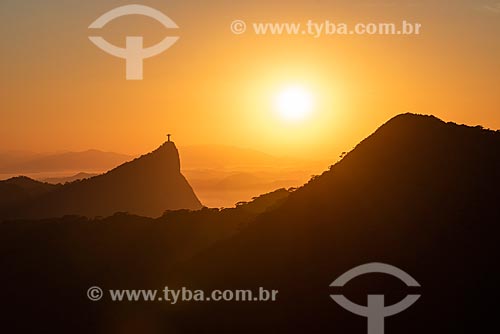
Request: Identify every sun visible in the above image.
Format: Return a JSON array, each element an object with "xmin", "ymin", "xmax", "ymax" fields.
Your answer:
[{"xmin": 274, "ymin": 86, "xmax": 314, "ymax": 122}]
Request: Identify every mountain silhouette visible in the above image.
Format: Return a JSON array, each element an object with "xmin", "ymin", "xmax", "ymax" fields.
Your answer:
[
  {"xmin": 169, "ymin": 113, "xmax": 500, "ymax": 333},
  {"xmin": 0, "ymin": 176, "xmax": 59, "ymax": 213},
  {"xmin": 42, "ymin": 172, "xmax": 99, "ymax": 184},
  {"xmin": 0, "ymin": 114, "xmax": 499, "ymax": 333},
  {"xmin": 0, "ymin": 141, "xmax": 202, "ymax": 219}
]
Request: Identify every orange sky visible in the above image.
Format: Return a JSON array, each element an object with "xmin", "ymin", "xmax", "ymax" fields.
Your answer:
[{"xmin": 1, "ymin": 0, "xmax": 499, "ymax": 160}]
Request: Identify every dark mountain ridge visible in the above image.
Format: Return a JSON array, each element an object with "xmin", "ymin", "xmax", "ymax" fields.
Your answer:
[
  {"xmin": 0, "ymin": 141, "xmax": 202, "ymax": 219},
  {"xmin": 0, "ymin": 176, "xmax": 59, "ymax": 213},
  {"xmin": 167, "ymin": 113, "xmax": 499, "ymax": 332}
]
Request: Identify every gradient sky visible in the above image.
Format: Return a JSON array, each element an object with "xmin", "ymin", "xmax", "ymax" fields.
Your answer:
[{"xmin": 1, "ymin": 0, "xmax": 499, "ymax": 160}]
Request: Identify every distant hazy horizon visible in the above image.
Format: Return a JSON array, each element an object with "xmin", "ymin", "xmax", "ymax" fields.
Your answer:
[{"xmin": 0, "ymin": 142, "xmax": 328, "ymax": 207}]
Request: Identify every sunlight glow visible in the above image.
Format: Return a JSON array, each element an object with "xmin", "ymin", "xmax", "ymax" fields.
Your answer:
[{"xmin": 274, "ymin": 86, "xmax": 314, "ymax": 122}]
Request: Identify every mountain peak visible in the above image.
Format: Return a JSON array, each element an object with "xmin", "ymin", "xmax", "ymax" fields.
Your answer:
[
  {"xmin": 129, "ymin": 140, "xmax": 181, "ymax": 174},
  {"xmin": 378, "ymin": 113, "xmax": 445, "ymax": 133},
  {"xmin": 386, "ymin": 112, "xmax": 441, "ymax": 123},
  {"xmin": 158, "ymin": 140, "xmax": 178, "ymax": 153}
]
